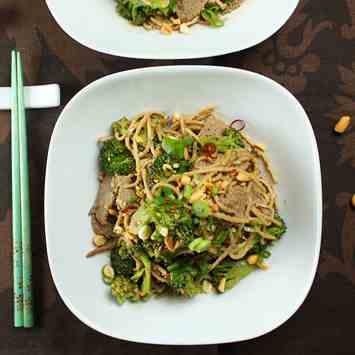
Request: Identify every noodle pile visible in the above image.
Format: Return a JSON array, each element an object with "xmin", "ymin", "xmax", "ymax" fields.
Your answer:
[{"xmin": 90, "ymin": 107, "xmax": 287, "ymax": 303}]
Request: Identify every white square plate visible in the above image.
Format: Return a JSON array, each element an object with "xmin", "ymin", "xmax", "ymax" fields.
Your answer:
[{"xmin": 45, "ymin": 66, "xmax": 322, "ymax": 344}]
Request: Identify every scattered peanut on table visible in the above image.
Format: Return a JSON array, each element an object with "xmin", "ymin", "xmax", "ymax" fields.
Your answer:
[{"xmin": 334, "ymin": 115, "xmax": 351, "ymax": 134}]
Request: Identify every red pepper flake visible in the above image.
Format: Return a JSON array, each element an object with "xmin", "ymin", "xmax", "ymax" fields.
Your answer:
[
  {"xmin": 122, "ymin": 205, "xmax": 137, "ymax": 214},
  {"xmin": 202, "ymin": 143, "xmax": 217, "ymax": 157}
]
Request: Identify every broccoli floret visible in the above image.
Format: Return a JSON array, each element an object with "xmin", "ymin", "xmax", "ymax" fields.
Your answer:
[
  {"xmin": 116, "ymin": 0, "xmax": 153, "ymax": 25},
  {"xmin": 201, "ymin": 3, "xmax": 224, "ymax": 27},
  {"xmin": 211, "ymin": 259, "xmax": 256, "ymax": 291},
  {"xmin": 111, "ymin": 275, "xmax": 141, "ymax": 304},
  {"xmin": 250, "ymin": 238, "xmax": 272, "ymax": 260},
  {"xmin": 223, "ymin": 127, "xmax": 245, "ymax": 148},
  {"xmin": 175, "ymin": 222, "xmax": 195, "ymax": 246},
  {"xmin": 200, "ymin": 128, "xmax": 244, "ymax": 153},
  {"xmin": 149, "ymin": 152, "xmax": 169, "ymax": 178},
  {"xmin": 112, "ymin": 116, "xmax": 130, "ymax": 136},
  {"xmin": 110, "ymin": 246, "xmax": 135, "ymax": 277},
  {"xmin": 167, "ymin": 260, "xmax": 202, "ymax": 297},
  {"xmin": 100, "ymin": 138, "xmax": 135, "ymax": 175},
  {"xmin": 141, "ymin": 239, "xmax": 163, "ymax": 259},
  {"xmin": 148, "ymin": 152, "xmax": 192, "ymax": 181},
  {"xmin": 266, "ymin": 215, "xmax": 287, "ymax": 238},
  {"xmin": 116, "ymin": 0, "xmax": 176, "ymax": 26}
]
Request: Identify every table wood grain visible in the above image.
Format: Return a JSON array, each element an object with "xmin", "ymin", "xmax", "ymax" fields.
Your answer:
[{"xmin": 0, "ymin": 0, "xmax": 354, "ymax": 354}]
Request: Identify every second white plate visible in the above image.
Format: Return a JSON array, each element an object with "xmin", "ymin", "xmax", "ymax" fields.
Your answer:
[{"xmin": 46, "ymin": 0, "xmax": 299, "ymax": 59}]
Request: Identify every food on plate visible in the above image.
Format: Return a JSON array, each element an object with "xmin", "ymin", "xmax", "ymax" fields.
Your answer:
[
  {"xmin": 88, "ymin": 107, "xmax": 287, "ymax": 304},
  {"xmin": 115, "ymin": 0, "xmax": 243, "ymax": 33}
]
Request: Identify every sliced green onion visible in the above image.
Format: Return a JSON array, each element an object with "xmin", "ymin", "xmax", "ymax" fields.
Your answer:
[
  {"xmin": 188, "ymin": 238, "xmax": 211, "ymax": 253},
  {"xmin": 192, "ymin": 200, "xmax": 210, "ymax": 218}
]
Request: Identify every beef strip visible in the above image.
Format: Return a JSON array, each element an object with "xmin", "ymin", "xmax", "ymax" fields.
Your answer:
[
  {"xmin": 113, "ymin": 175, "xmax": 137, "ymax": 209},
  {"xmin": 90, "ymin": 213, "xmax": 116, "ymax": 238},
  {"xmin": 93, "ymin": 175, "xmax": 115, "ymax": 225},
  {"xmin": 217, "ymin": 185, "xmax": 250, "ymax": 218},
  {"xmin": 176, "ymin": 0, "xmax": 208, "ymax": 22}
]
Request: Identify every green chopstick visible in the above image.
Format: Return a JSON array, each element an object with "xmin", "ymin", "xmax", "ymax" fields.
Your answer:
[
  {"xmin": 11, "ymin": 51, "xmax": 24, "ymax": 327},
  {"xmin": 16, "ymin": 51, "xmax": 34, "ymax": 328}
]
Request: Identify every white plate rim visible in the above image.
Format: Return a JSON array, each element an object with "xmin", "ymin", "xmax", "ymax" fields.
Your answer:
[
  {"xmin": 44, "ymin": 65, "xmax": 322, "ymax": 344},
  {"xmin": 45, "ymin": 0, "xmax": 300, "ymax": 59}
]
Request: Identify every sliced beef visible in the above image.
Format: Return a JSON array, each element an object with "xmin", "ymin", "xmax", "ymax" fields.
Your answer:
[
  {"xmin": 93, "ymin": 175, "xmax": 115, "ymax": 225},
  {"xmin": 112, "ymin": 175, "xmax": 137, "ymax": 209},
  {"xmin": 116, "ymin": 176, "xmax": 137, "ymax": 209},
  {"xmin": 217, "ymin": 185, "xmax": 250, "ymax": 218},
  {"xmin": 176, "ymin": 0, "xmax": 208, "ymax": 22},
  {"xmin": 90, "ymin": 213, "xmax": 115, "ymax": 238},
  {"xmin": 198, "ymin": 115, "xmax": 227, "ymax": 137}
]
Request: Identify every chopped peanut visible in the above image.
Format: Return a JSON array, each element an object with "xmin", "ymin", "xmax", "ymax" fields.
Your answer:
[
  {"xmin": 93, "ymin": 234, "xmax": 106, "ymax": 247},
  {"xmin": 170, "ymin": 17, "xmax": 181, "ymax": 25},
  {"xmin": 160, "ymin": 24, "xmax": 173, "ymax": 35},
  {"xmin": 351, "ymin": 194, "xmax": 355, "ymax": 208},
  {"xmin": 190, "ymin": 188, "xmax": 205, "ymax": 202},
  {"xmin": 184, "ymin": 147, "xmax": 190, "ymax": 160},
  {"xmin": 108, "ymin": 208, "xmax": 117, "ymax": 216},
  {"xmin": 163, "ymin": 163, "xmax": 173, "ymax": 172},
  {"xmin": 236, "ymin": 172, "xmax": 251, "ymax": 182},
  {"xmin": 247, "ymin": 254, "xmax": 259, "ymax": 265},
  {"xmin": 179, "ymin": 23, "xmax": 189, "ymax": 33},
  {"xmin": 210, "ymin": 203, "xmax": 219, "ymax": 212},
  {"xmin": 202, "ymin": 280, "xmax": 213, "ymax": 293},
  {"xmin": 334, "ymin": 115, "xmax": 351, "ymax": 133},
  {"xmin": 257, "ymin": 261, "xmax": 269, "ymax": 270},
  {"xmin": 172, "ymin": 112, "xmax": 180, "ymax": 122},
  {"xmin": 164, "ymin": 235, "xmax": 175, "ymax": 251},
  {"xmin": 254, "ymin": 143, "xmax": 266, "ymax": 151},
  {"xmin": 205, "ymin": 182, "xmax": 213, "ymax": 190},
  {"xmin": 218, "ymin": 278, "xmax": 226, "ymax": 293},
  {"xmin": 220, "ymin": 181, "xmax": 229, "ymax": 190},
  {"xmin": 181, "ymin": 175, "xmax": 191, "ymax": 186}
]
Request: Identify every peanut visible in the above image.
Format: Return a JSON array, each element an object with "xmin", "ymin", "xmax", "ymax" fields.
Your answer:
[
  {"xmin": 254, "ymin": 143, "xmax": 266, "ymax": 151},
  {"xmin": 181, "ymin": 175, "xmax": 191, "ymax": 186},
  {"xmin": 93, "ymin": 234, "xmax": 106, "ymax": 247},
  {"xmin": 247, "ymin": 254, "xmax": 259, "ymax": 265},
  {"xmin": 179, "ymin": 23, "xmax": 189, "ymax": 33},
  {"xmin": 236, "ymin": 172, "xmax": 251, "ymax": 182},
  {"xmin": 189, "ymin": 188, "xmax": 205, "ymax": 202},
  {"xmin": 218, "ymin": 278, "xmax": 226, "ymax": 293},
  {"xmin": 334, "ymin": 115, "xmax": 351, "ymax": 134},
  {"xmin": 257, "ymin": 261, "xmax": 269, "ymax": 270}
]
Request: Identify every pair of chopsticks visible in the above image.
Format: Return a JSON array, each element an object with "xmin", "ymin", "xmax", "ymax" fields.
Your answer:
[{"xmin": 11, "ymin": 50, "xmax": 34, "ymax": 328}]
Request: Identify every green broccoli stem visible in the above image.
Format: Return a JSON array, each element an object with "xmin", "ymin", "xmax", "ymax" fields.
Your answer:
[{"xmin": 139, "ymin": 254, "xmax": 152, "ymax": 296}]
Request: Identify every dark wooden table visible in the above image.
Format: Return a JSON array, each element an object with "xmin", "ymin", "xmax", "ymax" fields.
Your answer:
[{"xmin": 1, "ymin": 0, "xmax": 355, "ymax": 354}]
